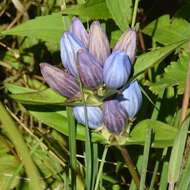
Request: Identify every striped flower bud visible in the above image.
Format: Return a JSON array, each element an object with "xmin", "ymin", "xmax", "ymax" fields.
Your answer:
[
  {"xmin": 60, "ymin": 32, "xmax": 85, "ymax": 76},
  {"xmin": 73, "ymin": 106, "xmax": 103, "ymax": 129},
  {"xmin": 103, "ymin": 100, "xmax": 128, "ymax": 134},
  {"xmin": 119, "ymin": 80, "xmax": 142, "ymax": 119},
  {"xmin": 113, "ymin": 29, "xmax": 137, "ymax": 64},
  {"xmin": 69, "ymin": 17, "xmax": 89, "ymax": 47},
  {"xmin": 89, "ymin": 21, "xmax": 110, "ymax": 65},
  {"xmin": 40, "ymin": 63, "xmax": 80, "ymax": 98},
  {"xmin": 103, "ymin": 51, "xmax": 131, "ymax": 89},
  {"xmin": 77, "ymin": 49, "xmax": 103, "ymax": 89}
]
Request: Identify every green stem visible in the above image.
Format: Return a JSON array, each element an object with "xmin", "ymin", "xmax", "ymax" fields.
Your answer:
[
  {"xmin": 67, "ymin": 107, "xmax": 77, "ymax": 190},
  {"xmin": 0, "ymin": 102, "xmax": 43, "ymax": 190},
  {"xmin": 77, "ymin": 75, "xmax": 92, "ymax": 190},
  {"xmin": 94, "ymin": 146, "xmax": 109, "ymax": 190},
  {"xmin": 131, "ymin": 0, "xmax": 140, "ymax": 28}
]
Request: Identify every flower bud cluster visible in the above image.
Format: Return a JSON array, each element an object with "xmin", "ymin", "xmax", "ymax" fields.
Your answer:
[{"xmin": 40, "ymin": 17, "xmax": 142, "ymax": 134}]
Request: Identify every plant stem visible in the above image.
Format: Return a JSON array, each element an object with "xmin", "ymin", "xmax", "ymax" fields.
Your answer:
[
  {"xmin": 77, "ymin": 72, "xmax": 92, "ymax": 190},
  {"xmin": 131, "ymin": 0, "xmax": 140, "ymax": 28},
  {"xmin": 119, "ymin": 146, "xmax": 140, "ymax": 188},
  {"xmin": 94, "ymin": 146, "xmax": 109, "ymax": 190},
  {"xmin": 180, "ymin": 43, "xmax": 190, "ymax": 125},
  {"xmin": 67, "ymin": 107, "xmax": 77, "ymax": 190}
]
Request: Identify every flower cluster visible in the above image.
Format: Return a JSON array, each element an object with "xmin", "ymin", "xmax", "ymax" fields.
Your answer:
[{"xmin": 40, "ymin": 17, "xmax": 142, "ymax": 134}]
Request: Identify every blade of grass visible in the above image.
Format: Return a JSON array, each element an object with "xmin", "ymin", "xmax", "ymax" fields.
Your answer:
[
  {"xmin": 0, "ymin": 102, "xmax": 43, "ymax": 190},
  {"xmin": 94, "ymin": 145, "xmax": 109, "ymax": 190},
  {"xmin": 168, "ymin": 116, "xmax": 190, "ymax": 189},
  {"xmin": 67, "ymin": 106, "xmax": 77, "ymax": 190},
  {"xmin": 159, "ymin": 161, "xmax": 169, "ymax": 190},
  {"xmin": 92, "ymin": 143, "xmax": 99, "ymax": 189},
  {"xmin": 77, "ymin": 73, "xmax": 92, "ymax": 190},
  {"xmin": 139, "ymin": 128, "xmax": 152, "ymax": 190},
  {"xmin": 178, "ymin": 146, "xmax": 190, "ymax": 189}
]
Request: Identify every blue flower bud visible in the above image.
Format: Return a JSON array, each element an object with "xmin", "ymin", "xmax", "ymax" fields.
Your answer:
[
  {"xmin": 113, "ymin": 29, "xmax": 137, "ymax": 64},
  {"xmin": 60, "ymin": 32, "xmax": 86, "ymax": 76},
  {"xmin": 77, "ymin": 49, "xmax": 103, "ymax": 89},
  {"xmin": 103, "ymin": 100, "xmax": 128, "ymax": 134},
  {"xmin": 103, "ymin": 51, "xmax": 131, "ymax": 89},
  {"xmin": 73, "ymin": 106, "xmax": 103, "ymax": 129},
  {"xmin": 89, "ymin": 21, "xmax": 110, "ymax": 65},
  {"xmin": 119, "ymin": 80, "xmax": 142, "ymax": 119},
  {"xmin": 40, "ymin": 63, "xmax": 80, "ymax": 98},
  {"xmin": 69, "ymin": 17, "xmax": 89, "ymax": 47}
]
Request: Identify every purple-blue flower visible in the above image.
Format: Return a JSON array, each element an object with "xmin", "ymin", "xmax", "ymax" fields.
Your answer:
[
  {"xmin": 60, "ymin": 32, "xmax": 86, "ymax": 76},
  {"xmin": 77, "ymin": 49, "xmax": 103, "ymax": 89},
  {"xmin": 103, "ymin": 51, "xmax": 132, "ymax": 89},
  {"xmin": 103, "ymin": 100, "xmax": 128, "ymax": 134},
  {"xmin": 119, "ymin": 80, "xmax": 142, "ymax": 119},
  {"xmin": 89, "ymin": 21, "xmax": 110, "ymax": 65},
  {"xmin": 40, "ymin": 63, "xmax": 80, "ymax": 98},
  {"xmin": 113, "ymin": 28, "xmax": 137, "ymax": 64},
  {"xmin": 73, "ymin": 106, "xmax": 103, "ymax": 129},
  {"xmin": 69, "ymin": 17, "xmax": 89, "ymax": 47}
]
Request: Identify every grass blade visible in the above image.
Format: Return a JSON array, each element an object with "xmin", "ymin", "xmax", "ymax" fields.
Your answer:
[
  {"xmin": 139, "ymin": 128, "xmax": 152, "ymax": 190},
  {"xmin": 67, "ymin": 106, "xmax": 77, "ymax": 190},
  {"xmin": 0, "ymin": 102, "xmax": 43, "ymax": 189},
  {"xmin": 168, "ymin": 116, "xmax": 190, "ymax": 189}
]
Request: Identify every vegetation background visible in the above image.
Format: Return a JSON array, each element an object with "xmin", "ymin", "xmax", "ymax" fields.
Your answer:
[{"xmin": 0, "ymin": 0, "xmax": 190, "ymax": 189}]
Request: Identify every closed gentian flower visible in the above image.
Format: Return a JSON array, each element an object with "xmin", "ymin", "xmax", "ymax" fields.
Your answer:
[
  {"xmin": 69, "ymin": 17, "xmax": 89, "ymax": 47},
  {"xmin": 119, "ymin": 80, "xmax": 142, "ymax": 119},
  {"xmin": 77, "ymin": 49, "xmax": 103, "ymax": 89},
  {"xmin": 60, "ymin": 32, "xmax": 85, "ymax": 76},
  {"xmin": 103, "ymin": 51, "xmax": 131, "ymax": 89},
  {"xmin": 89, "ymin": 21, "xmax": 110, "ymax": 65},
  {"xmin": 40, "ymin": 63, "xmax": 80, "ymax": 98},
  {"xmin": 103, "ymin": 100, "xmax": 128, "ymax": 134},
  {"xmin": 73, "ymin": 106, "xmax": 103, "ymax": 129},
  {"xmin": 113, "ymin": 29, "xmax": 137, "ymax": 64}
]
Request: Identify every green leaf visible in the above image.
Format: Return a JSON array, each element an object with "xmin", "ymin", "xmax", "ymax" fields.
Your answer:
[
  {"xmin": 1, "ymin": 13, "xmax": 69, "ymax": 43},
  {"xmin": 146, "ymin": 51, "xmax": 188, "ymax": 95},
  {"xmin": 62, "ymin": 0, "xmax": 111, "ymax": 19},
  {"xmin": 168, "ymin": 117, "xmax": 190, "ymax": 187},
  {"xmin": 133, "ymin": 40, "xmax": 186, "ymax": 77},
  {"xmin": 119, "ymin": 119, "xmax": 177, "ymax": 148},
  {"xmin": 6, "ymin": 83, "xmax": 66, "ymax": 105},
  {"xmin": 0, "ymin": 155, "xmax": 20, "ymax": 190},
  {"xmin": 143, "ymin": 15, "xmax": 190, "ymax": 45},
  {"xmin": 106, "ymin": 0, "xmax": 132, "ymax": 30}
]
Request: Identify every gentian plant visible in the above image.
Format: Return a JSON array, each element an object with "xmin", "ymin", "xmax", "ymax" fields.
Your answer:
[{"xmin": 40, "ymin": 17, "xmax": 142, "ymax": 135}]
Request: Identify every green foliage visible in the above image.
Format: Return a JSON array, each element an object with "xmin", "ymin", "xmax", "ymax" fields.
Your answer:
[
  {"xmin": 106, "ymin": 0, "xmax": 133, "ymax": 30},
  {"xmin": 134, "ymin": 40, "xmax": 186, "ymax": 77},
  {"xmin": 143, "ymin": 15, "xmax": 190, "ymax": 45},
  {"xmin": 2, "ymin": 13, "xmax": 68, "ymax": 43},
  {"xmin": 147, "ymin": 51, "xmax": 188, "ymax": 95},
  {"xmin": 62, "ymin": 0, "xmax": 111, "ymax": 19},
  {"xmin": 1, "ymin": 1, "xmax": 190, "ymax": 189}
]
